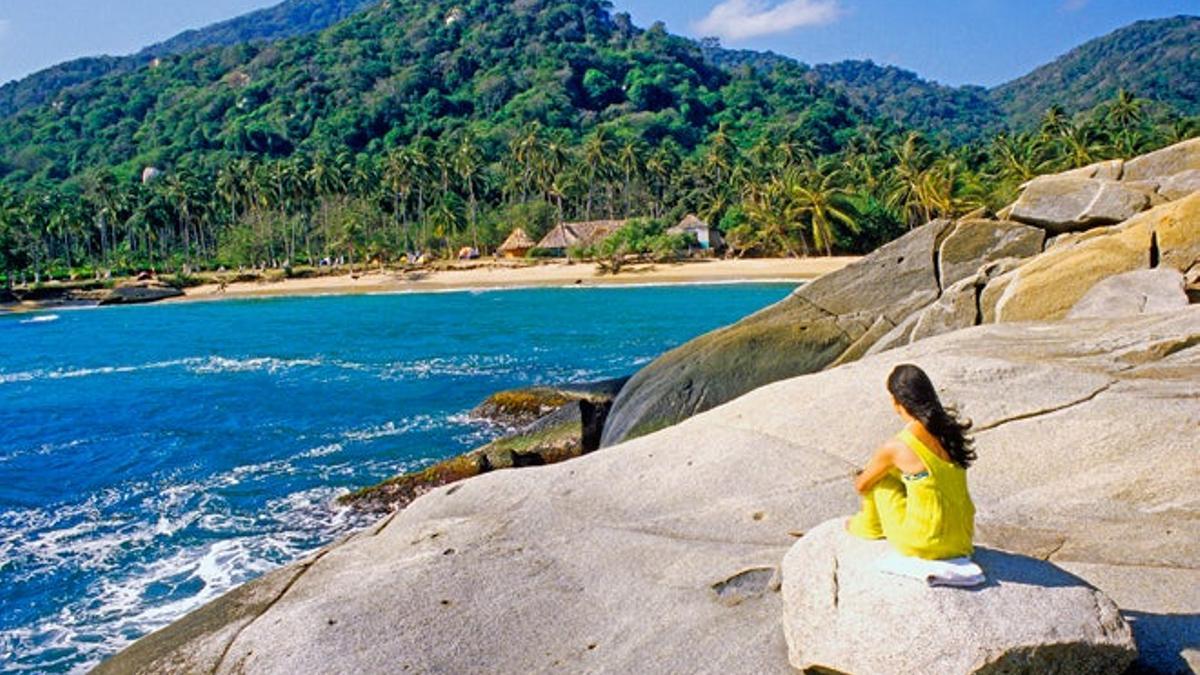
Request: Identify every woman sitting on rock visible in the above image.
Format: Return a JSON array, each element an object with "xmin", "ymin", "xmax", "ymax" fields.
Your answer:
[{"xmin": 846, "ymin": 364, "xmax": 976, "ymax": 560}]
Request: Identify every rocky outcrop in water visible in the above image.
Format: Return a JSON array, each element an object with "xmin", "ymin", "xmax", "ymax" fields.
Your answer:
[
  {"xmin": 341, "ymin": 377, "xmax": 627, "ymax": 513},
  {"xmin": 782, "ymin": 520, "xmax": 1137, "ymax": 674},
  {"xmin": 97, "ymin": 280, "xmax": 184, "ymax": 305},
  {"xmin": 470, "ymin": 378, "xmax": 628, "ymax": 428}
]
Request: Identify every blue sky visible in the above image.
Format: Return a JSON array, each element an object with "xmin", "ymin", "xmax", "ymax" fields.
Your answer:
[{"xmin": 0, "ymin": 0, "xmax": 1194, "ymax": 87}]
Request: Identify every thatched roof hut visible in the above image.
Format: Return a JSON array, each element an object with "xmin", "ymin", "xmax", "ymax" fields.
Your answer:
[
  {"xmin": 498, "ymin": 228, "xmax": 536, "ymax": 258},
  {"xmin": 536, "ymin": 220, "xmax": 625, "ymax": 253},
  {"xmin": 668, "ymin": 214, "xmax": 724, "ymax": 250}
]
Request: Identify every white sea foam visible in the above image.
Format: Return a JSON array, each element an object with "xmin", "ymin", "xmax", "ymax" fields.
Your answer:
[
  {"xmin": 0, "ymin": 354, "xmax": 334, "ymax": 385},
  {"xmin": 19, "ymin": 314, "xmax": 60, "ymax": 324},
  {"xmin": 341, "ymin": 416, "xmax": 437, "ymax": 442},
  {"xmin": 378, "ymin": 354, "xmax": 520, "ymax": 380},
  {"xmin": 2, "ymin": 481, "xmax": 374, "ymax": 674},
  {"xmin": 297, "ymin": 443, "xmax": 344, "ymax": 459},
  {"xmin": 186, "ymin": 356, "xmax": 324, "ymax": 375}
]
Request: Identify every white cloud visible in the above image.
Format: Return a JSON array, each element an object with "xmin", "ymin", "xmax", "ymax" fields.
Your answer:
[
  {"xmin": 0, "ymin": 19, "xmax": 10, "ymax": 39},
  {"xmin": 694, "ymin": 0, "xmax": 841, "ymax": 41}
]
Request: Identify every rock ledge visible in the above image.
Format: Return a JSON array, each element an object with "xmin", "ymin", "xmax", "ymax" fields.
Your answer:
[{"xmin": 781, "ymin": 520, "xmax": 1137, "ymax": 674}]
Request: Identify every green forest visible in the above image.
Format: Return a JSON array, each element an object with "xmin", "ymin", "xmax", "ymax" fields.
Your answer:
[{"xmin": 0, "ymin": 0, "xmax": 1197, "ymax": 285}]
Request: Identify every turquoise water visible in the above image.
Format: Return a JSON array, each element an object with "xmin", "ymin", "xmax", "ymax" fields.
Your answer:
[{"xmin": 0, "ymin": 283, "xmax": 794, "ymax": 673}]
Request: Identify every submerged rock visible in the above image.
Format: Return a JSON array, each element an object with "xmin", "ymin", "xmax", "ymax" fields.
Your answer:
[{"xmin": 781, "ymin": 520, "xmax": 1137, "ymax": 674}]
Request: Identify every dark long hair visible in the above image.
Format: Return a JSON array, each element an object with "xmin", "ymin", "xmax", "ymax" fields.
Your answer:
[{"xmin": 887, "ymin": 364, "xmax": 976, "ymax": 469}]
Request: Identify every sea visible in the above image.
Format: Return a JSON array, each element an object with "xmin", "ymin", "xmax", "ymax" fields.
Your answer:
[{"xmin": 0, "ymin": 283, "xmax": 795, "ymax": 673}]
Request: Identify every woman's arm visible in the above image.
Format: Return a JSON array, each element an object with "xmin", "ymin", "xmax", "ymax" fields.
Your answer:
[{"xmin": 854, "ymin": 442, "xmax": 897, "ymax": 494}]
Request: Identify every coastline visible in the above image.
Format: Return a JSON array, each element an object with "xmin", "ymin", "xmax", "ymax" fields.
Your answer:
[{"xmin": 173, "ymin": 258, "xmax": 858, "ymax": 304}]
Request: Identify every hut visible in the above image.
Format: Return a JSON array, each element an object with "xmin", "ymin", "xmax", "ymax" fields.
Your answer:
[
  {"xmin": 535, "ymin": 220, "xmax": 625, "ymax": 256},
  {"xmin": 498, "ymin": 228, "xmax": 536, "ymax": 259},
  {"xmin": 668, "ymin": 214, "xmax": 724, "ymax": 251}
]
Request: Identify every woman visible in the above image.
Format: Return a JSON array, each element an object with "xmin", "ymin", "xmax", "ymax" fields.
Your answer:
[{"xmin": 846, "ymin": 364, "xmax": 976, "ymax": 560}]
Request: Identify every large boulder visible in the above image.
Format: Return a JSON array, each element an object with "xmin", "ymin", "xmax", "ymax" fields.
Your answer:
[
  {"xmin": 599, "ymin": 220, "xmax": 952, "ymax": 446},
  {"xmin": 995, "ymin": 192, "xmax": 1200, "ymax": 322},
  {"xmin": 1158, "ymin": 169, "xmax": 1200, "ymax": 202},
  {"xmin": 98, "ymin": 309, "xmax": 1200, "ymax": 675},
  {"xmin": 1067, "ymin": 268, "xmax": 1189, "ymax": 320},
  {"xmin": 1152, "ymin": 191, "xmax": 1200, "ymax": 271},
  {"xmin": 909, "ymin": 273, "xmax": 985, "ymax": 341},
  {"xmin": 1122, "ymin": 138, "xmax": 1200, "ymax": 182},
  {"xmin": 937, "ymin": 218, "xmax": 1044, "ymax": 288},
  {"xmin": 1053, "ymin": 158, "xmax": 1124, "ymax": 181},
  {"xmin": 1009, "ymin": 176, "xmax": 1151, "ymax": 233},
  {"xmin": 781, "ymin": 520, "xmax": 1137, "ymax": 674}
]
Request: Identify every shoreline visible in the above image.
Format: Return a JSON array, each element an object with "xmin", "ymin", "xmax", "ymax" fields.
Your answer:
[
  {"xmin": 0, "ymin": 258, "xmax": 858, "ymax": 314},
  {"xmin": 172, "ymin": 257, "xmax": 859, "ymax": 305}
]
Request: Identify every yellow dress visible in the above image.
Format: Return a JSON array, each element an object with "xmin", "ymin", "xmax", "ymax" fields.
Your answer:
[{"xmin": 847, "ymin": 427, "xmax": 975, "ymax": 560}]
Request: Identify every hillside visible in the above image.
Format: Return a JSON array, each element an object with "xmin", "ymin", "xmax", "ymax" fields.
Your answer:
[
  {"xmin": 811, "ymin": 60, "xmax": 1004, "ymax": 144},
  {"xmin": 0, "ymin": 0, "xmax": 857, "ymax": 185},
  {"xmin": 993, "ymin": 15, "xmax": 1200, "ymax": 128},
  {"xmin": 0, "ymin": 0, "xmax": 376, "ymax": 118},
  {"xmin": 746, "ymin": 16, "xmax": 1200, "ymax": 142}
]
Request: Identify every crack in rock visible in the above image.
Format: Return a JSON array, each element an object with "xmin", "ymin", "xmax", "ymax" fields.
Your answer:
[
  {"xmin": 975, "ymin": 381, "xmax": 1115, "ymax": 432},
  {"xmin": 212, "ymin": 547, "xmax": 334, "ymax": 674},
  {"xmin": 710, "ymin": 566, "xmax": 777, "ymax": 606}
]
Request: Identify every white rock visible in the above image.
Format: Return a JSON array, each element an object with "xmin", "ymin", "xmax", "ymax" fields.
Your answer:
[
  {"xmin": 1067, "ymin": 268, "xmax": 1188, "ymax": 319},
  {"xmin": 781, "ymin": 520, "xmax": 1137, "ymax": 674}
]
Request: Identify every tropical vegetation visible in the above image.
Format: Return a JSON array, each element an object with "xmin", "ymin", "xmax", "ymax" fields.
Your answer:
[{"xmin": 0, "ymin": 0, "xmax": 1196, "ymax": 286}]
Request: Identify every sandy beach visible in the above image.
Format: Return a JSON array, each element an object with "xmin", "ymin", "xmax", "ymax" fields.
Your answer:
[{"xmin": 176, "ymin": 257, "xmax": 860, "ymax": 303}]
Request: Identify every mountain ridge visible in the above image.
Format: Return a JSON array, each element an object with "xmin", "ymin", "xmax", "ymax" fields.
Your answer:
[
  {"xmin": 1, "ymin": 4, "xmax": 1194, "ymax": 144},
  {"xmin": 0, "ymin": 0, "xmax": 377, "ymax": 117}
]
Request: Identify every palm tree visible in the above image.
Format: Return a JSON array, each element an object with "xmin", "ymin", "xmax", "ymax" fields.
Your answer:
[
  {"xmin": 510, "ymin": 124, "xmax": 544, "ymax": 204},
  {"xmin": 1039, "ymin": 105, "xmax": 1070, "ymax": 138},
  {"xmin": 644, "ymin": 143, "xmax": 678, "ymax": 218},
  {"xmin": 162, "ymin": 171, "xmax": 202, "ymax": 269},
  {"xmin": 703, "ymin": 122, "xmax": 737, "ymax": 186},
  {"xmin": 537, "ymin": 130, "xmax": 570, "ymax": 215},
  {"xmin": 1057, "ymin": 122, "xmax": 1104, "ymax": 168},
  {"xmin": 991, "ymin": 132, "xmax": 1053, "ymax": 184},
  {"xmin": 616, "ymin": 137, "xmax": 646, "ymax": 218},
  {"xmin": 428, "ymin": 193, "xmax": 464, "ymax": 254},
  {"xmin": 1106, "ymin": 89, "xmax": 1144, "ymax": 130},
  {"xmin": 1106, "ymin": 89, "xmax": 1146, "ymax": 157},
  {"xmin": 741, "ymin": 175, "xmax": 804, "ymax": 257},
  {"xmin": 784, "ymin": 165, "xmax": 858, "ymax": 256},
  {"xmin": 886, "ymin": 132, "xmax": 935, "ymax": 227},
  {"xmin": 84, "ymin": 170, "xmax": 124, "ymax": 272},
  {"xmin": 579, "ymin": 128, "xmax": 616, "ymax": 219},
  {"xmin": 452, "ymin": 131, "xmax": 485, "ymax": 248}
]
